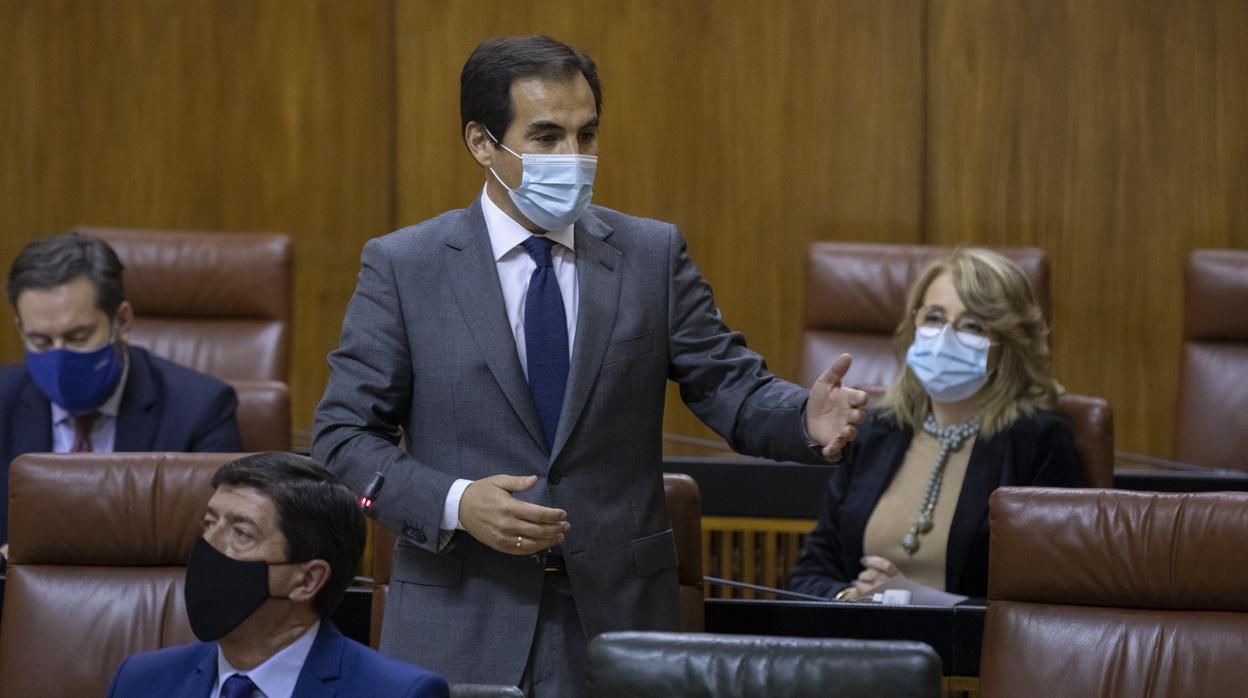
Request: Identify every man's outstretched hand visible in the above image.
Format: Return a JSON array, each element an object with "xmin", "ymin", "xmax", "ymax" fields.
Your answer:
[{"xmin": 805, "ymin": 353, "xmax": 869, "ymax": 459}]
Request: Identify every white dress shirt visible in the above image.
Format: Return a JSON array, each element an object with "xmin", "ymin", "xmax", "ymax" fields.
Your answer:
[
  {"xmin": 50, "ymin": 354, "xmax": 130, "ymax": 453},
  {"xmin": 212, "ymin": 620, "xmax": 320, "ymax": 698},
  {"xmin": 439, "ymin": 188, "xmax": 580, "ymax": 534}
]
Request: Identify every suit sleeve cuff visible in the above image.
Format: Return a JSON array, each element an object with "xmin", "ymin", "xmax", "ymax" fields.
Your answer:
[{"xmin": 441, "ymin": 478, "xmax": 473, "ymax": 531}]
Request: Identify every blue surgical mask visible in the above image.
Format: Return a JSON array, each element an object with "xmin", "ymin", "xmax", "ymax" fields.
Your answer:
[
  {"xmin": 486, "ymin": 129, "xmax": 597, "ymax": 230},
  {"xmin": 25, "ymin": 335, "xmax": 124, "ymax": 414},
  {"xmin": 905, "ymin": 324, "xmax": 991, "ymax": 403}
]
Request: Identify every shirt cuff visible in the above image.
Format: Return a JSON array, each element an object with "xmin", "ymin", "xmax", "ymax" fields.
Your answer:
[{"xmin": 441, "ymin": 478, "xmax": 473, "ymax": 531}]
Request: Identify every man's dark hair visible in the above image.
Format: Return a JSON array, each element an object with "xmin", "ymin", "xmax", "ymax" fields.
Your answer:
[
  {"xmin": 212, "ymin": 452, "xmax": 367, "ymax": 617},
  {"xmin": 460, "ymin": 34, "xmax": 602, "ymax": 145},
  {"xmin": 6, "ymin": 232, "xmax": 126, "ymax": 316}
]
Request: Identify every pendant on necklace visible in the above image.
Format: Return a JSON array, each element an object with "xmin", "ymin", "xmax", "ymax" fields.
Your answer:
[{"xmin": 902, "ymin": 529, "xmax": 919, "ymax": 555}]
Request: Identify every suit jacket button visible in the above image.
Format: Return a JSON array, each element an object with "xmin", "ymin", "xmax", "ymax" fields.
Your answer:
[
  {"xmin": 548, "ymin": 471, "xmax": 562, "ymax": 485},
  {"xmin": 403, "ymin": 523, "xmax": 427, "ymax": 544}
]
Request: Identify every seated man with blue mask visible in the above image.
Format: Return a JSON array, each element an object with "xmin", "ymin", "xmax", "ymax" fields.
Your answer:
[
  {"xmin": 0, "ymin": 232, "xmax": 243, "ymax": 556},
  {"xmin": 107, "ymin": 452, "xmax": 449, "ymax": 698}
]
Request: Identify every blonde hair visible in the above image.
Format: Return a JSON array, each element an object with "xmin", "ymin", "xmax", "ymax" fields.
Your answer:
[{"xmin": 878, "ymin": 248, "xmax": 1061, "ymax": 438}]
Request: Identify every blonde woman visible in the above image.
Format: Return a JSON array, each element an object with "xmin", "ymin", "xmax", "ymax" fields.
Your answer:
[{"xmin": 789, "ymin": 248, "xmax": 1082, "ymax": 600}]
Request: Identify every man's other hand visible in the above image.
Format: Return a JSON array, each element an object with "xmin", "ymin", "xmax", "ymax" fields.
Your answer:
[
  {"xmin": 459, "ymin": 474, "xmax": 570, "ymax": 555},
  {"xmin": 806, "ymin": 353, "xmax": 869, "ymax": 459}
]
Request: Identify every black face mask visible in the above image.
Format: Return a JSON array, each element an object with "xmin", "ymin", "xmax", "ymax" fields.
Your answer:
[{"xmin": 184, "ymin": 537, "xmax": 295, "ymax": 641}]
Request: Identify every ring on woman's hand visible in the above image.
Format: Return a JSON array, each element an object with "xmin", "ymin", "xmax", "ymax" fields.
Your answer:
[{"xmin": 516, "ymin": 535, "xmax": 523, "ymax": 548}]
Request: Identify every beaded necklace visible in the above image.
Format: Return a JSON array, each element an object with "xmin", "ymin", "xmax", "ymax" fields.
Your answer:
[{"xmin": 901, "ymin": 414, "xmax": 981, "ymax": 555}]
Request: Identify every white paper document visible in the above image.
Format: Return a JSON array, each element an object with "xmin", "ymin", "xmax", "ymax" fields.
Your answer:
[{"xmin": 855, "ymin": 575, "xmax": 970, "ymax": 607}]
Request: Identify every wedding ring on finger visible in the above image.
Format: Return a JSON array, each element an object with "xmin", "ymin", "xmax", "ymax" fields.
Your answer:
[{"xmin": 516, "ymin": 535, "xmax": 523, "ymax": 549}]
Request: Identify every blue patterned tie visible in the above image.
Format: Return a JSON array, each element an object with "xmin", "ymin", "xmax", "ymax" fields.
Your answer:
[
  {"xmin": 221, "ymin": 673, "xmax": 258, "ymax": 698},
  {"xmin": 521, "ymin": 236, "xmax": 570, "ymax": 450}
]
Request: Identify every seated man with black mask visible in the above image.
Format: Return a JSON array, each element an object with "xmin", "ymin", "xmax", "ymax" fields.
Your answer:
[{"xmin": 106, "ymin": 452, "xmax": 448, "ymax": 698}]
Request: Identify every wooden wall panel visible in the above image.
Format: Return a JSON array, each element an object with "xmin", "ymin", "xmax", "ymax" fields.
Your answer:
[
  {"xmin": 0, "ymin": 0, "xmax": 394, "ymax": 434},
  {"xmin": 926, "ymin": 0, "xmax": 1248, "ymax": 456},
  {"xmin": 5, "ymin": 1, "xmax": 1241, "ymax": 459},
  {"xmin": 395, "ymin": 1, "xmax": 926, "ymax": 452}
]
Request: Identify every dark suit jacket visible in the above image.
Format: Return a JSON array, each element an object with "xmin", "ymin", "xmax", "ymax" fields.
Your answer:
[
  {"xmin": 105, "ymin": 621, "xmax": 449, "ymax": 698},
  {"xmin": 788, "ymin": 408, "xmax": 1082, "ymax": 599},
  {"xmin": 313, "ymin": 201, "xmax": 819, "ymax": 685},
  {"xmin": 0, "ymin": 344, "xmax": 242, "ymax": 541}
]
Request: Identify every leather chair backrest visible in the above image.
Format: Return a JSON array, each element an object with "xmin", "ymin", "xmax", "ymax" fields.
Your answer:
[
  {"xmin": 367, "ymin": 472, "xmax": 705, "ymax": 648},
  {"xmin": 800, "ymin": 242, "xmax": 1049, "ymax": 388},
  {"xmin": 74, "ymin": 226, "xmax": 293, "ymax": 383},
  {"xmin": 587, "ymin": 631, "xmax": 941, "ymax": 698},
  {"xmin": 663, "ymin": 472, "xmax": 704, "ymax": 632},
  {"xmin": 1176, "ymin": 249, "xmax": 1248, "ymax": 469},
  {"xmin": 230, "ymin": 380, "xmax": 292, "ymax": 452},
  {"xmin": 1054, "ymin": 393, "xmax": 1114, "ymax": 488},
  {"xmin": 981, "ymin": 487, "xmax": 1248, "ymax": 697},
  {"xmin": 0, "ymin": 452, "xmax": 243, "ymax": 698}
]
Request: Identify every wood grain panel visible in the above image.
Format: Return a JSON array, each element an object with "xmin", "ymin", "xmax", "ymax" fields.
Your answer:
[
  {"xmin": 926, "ymin": 0, "xmax": 1248, "ymax": 455},
  {"xmin": 394, "ymin": 1, "xmax": 926, "ymax": 452},
  {"xmin": 0, "ymin": 0, "xmax": 394, "ymax": 433}
]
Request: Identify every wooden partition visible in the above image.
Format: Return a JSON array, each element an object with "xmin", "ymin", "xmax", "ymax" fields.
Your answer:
[{"xmin": 2, "ymin": 0, "xmax": 1245, "ymax": 457}]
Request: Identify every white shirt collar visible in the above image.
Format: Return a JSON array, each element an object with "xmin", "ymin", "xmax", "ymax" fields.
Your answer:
[
  {"xmin": 480, "ymin": 185, "xmax": 575, "ymax": 262},
  {"xmin": 50, "ymin": 348, "xmax": 130, "ymax": 425},
  {"xmin": 215, "ymin": 620, "xmax": 320, "ymax": 698}
]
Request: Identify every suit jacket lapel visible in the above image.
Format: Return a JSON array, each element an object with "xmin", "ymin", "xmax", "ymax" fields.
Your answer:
[
  {"xmin": 13, "ymin": 378, "xmax": 53, "ymax": 456},
  {"xmin": 446, "ymin": 201, "xmax": 546, "ymax": 452},
  {"xmin": 114, "ymin": 346, "xmax": 159, "ymax": 451},
  {"xmin": 172, "ymin": 643, "xmax": 219, "ymax": 698},
  {"xmin": 945, "ymin": 427, "xmax": 1011, "ymax": 591},
  {"xmin": 292, "ymin": 621, "xmax": 342, "ymax": 698},
  {"xmin": 549, "ymin": 211, "xmax": 621, "ymax": 463}
]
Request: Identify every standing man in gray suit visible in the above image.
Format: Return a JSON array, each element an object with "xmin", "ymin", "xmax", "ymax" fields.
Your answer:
[{"xmin": 314, "ymin": 35, "xmax": 866, "ymax": 696}]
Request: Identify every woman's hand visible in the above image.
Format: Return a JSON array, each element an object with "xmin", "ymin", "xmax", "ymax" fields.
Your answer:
[{"xmin": 852, "ymin": 555, "xmax": 901, "ymax": 596}]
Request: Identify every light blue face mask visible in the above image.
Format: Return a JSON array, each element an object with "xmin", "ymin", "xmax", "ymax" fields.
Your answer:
[
  {"xmin": 486, "ymin": 129, "xmax": 597, "ymax": 231},
  {"xmin": 905, "ymin": 324, "xmax": 991, "ymax": 403}
]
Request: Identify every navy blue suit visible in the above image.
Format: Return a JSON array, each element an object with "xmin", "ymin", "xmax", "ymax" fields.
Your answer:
[
  {"xmin": 0, "ymin": 344, "xmax": 243, "ymax": 542},
  {"xmin": 105, "ymin": 621, "xmax": 449, "ymax": 698}
]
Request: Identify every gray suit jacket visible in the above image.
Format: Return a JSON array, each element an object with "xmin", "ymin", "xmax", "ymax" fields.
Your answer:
[{"xmin": 313, "ymin": 200, "xmax": 817, "ymax": 685}]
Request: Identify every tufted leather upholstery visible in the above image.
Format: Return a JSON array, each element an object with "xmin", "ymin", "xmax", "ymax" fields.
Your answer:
[
  {"xmin": 368, "ymin": 473, "xmax": 705, "ymax": 649},
  {"xmin": 981, "ymin": 487, "xmax": 1248, "ymax": 697},
  {"xmin": 73, "ymin": 226, "xmax": 293, "ymax": 450},
  {"xmin": 0, "ymin": 452, "xmax": 243, "ymax": 698},
  {"xmin": 587, "ymin": 631, "xmax": 941, "ymax": 698},
  {"xmin": 1175, "ymin": 249, "xmax": 1248, "ymax": 469}
]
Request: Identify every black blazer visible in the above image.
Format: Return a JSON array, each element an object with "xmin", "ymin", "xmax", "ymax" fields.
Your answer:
[
  {"xmin": 788, "ymin": 408, "xmax": 1082, "ymax": 599},
  {"xmin": 0, "ymin": 345, "xmax": 242, "ymax": 542}
]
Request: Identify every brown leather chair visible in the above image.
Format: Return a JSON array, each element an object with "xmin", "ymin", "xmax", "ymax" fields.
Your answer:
[
  {"xmin": 803, "ymin": 242, "xmax": 1113, "ymax": 487},
  {"xmin": 368, "ymin": 472, "xmax": 705, "ymax": 649},
  {"xmin": 231, "ymin": 380, "xmax": 292, "ymax": 452},
  {"xmin": 800, "ymin": 241, "xmax": 1050, "ymax": 389},
  {"xmin": 73, "ymin": 226, "xmax": 294, "ymax": 450},
  {"xmin": 981, "ymin": 487, "xmax": 1248, "ymax": 697},
  {"xmin": 0, "ymin": 452, "xmax": 241, "ymax": 698},
  {"xmin": 1175, "ymin": 249, "xmax": 1248, "ymax": 470}
]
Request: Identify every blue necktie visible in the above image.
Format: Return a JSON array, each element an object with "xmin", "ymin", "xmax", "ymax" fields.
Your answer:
[
  {"xmin": 221, "ymin": 673, "xmax": 258, "ymax": 698},
  {"xmin": 521, "ymin": 236, "xmax": 569, "ymax": 450}
]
